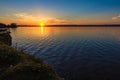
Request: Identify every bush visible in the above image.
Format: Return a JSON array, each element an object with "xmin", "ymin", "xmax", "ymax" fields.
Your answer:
[
  {"xmin": 1, "ymin": 62, "xmax": 62, "ymax": 80},
  {"xmin": 0, "ymin": 43, "xmax": 21, "ymax": 68},
  {"xmin": 0, "ymin": 23, "xmax": 6, "ymax": 28}
]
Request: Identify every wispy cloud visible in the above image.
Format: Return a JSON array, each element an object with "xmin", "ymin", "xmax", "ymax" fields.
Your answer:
[
  {"xmin": 112, "ymin": 14, "xmax": 120, "ymax": 20},
  {"xmin": 44, "ymin": 18, "xmax": 70, "ymax": 24},
  {"xmin": 14, "ymin": 13, "xmax": 40, "ymax": 21},
  {"xmin": 13, "ymin": 13, "xmax": 71, "ymax": 25}
]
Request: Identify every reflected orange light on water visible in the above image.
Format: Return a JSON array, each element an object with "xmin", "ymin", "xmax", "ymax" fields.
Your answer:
[
  {"xmin": 10, "ymin": 27, "xmax": 120, "ymax": 41},
  {"xmin": 40, "ymin": 26, "xmax": 44, "ymax": 34},
  {"xmin": 39, "ymin": 21, "xmax": 46, "ymax": 35}
]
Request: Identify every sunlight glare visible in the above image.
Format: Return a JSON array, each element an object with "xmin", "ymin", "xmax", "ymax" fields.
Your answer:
[
  {"xmin": 40, "ymin": 20, "xmax": 46, "ymax": 27},
  {"xmin": 40, "ymin": 23, "xmax": 44, "ymax": 27}
]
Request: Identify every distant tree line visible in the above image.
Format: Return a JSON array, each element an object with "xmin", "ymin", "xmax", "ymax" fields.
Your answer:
[{"xmin": 0, "ymin": 23, "xmax": 17, "ymax": 28}]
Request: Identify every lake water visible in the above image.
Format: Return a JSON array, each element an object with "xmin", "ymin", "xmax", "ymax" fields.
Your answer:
[{"xmin": 10, "ymin": 27, "xmax": 120, "ymax": 80}]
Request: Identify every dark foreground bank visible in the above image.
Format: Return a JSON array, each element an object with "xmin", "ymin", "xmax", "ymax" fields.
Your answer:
[
  {"xmin": 0, "ymin": 35, "xmax": 62, "ymax": 80},
  {"xmin": 0, "ymin": 33, "xmax": 12, "ymax": 46}
]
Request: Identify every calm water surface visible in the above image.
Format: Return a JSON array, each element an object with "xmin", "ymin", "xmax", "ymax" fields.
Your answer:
[{"xmin": 11, "ymin": 27, "xmax": 120, "ymax": 80}]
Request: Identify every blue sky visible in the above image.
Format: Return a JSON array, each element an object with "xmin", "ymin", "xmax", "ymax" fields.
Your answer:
[{"xmin": 0, "ymin": 0, "xmax": 120, "ymax": 25}]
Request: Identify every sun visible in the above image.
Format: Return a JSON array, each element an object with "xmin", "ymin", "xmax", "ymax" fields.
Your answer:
[
  {"xmin": 40, "ymin": 22, "xmax": 44, "ymax": 27},
  {"xmin": 40, "ymin": 21, "xmax": 46, "ymax": 27}
]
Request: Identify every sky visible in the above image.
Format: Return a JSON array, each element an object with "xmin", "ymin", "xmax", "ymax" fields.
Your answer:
[{"xmin": 0, "ymin": 0, "xmax": 120, "ymax": 25}]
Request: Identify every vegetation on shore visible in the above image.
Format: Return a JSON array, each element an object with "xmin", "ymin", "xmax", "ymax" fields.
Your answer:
[
  {"xmin": 7, "ymin": 23, "xmax": 17, "ymax": 28},
  {"xmin": 0, "ymin": 42, "xmax": 62, "ymax": 80},
  {"xmin": 0, "ymin": 23, "xmax": 17, "ymax": 28}
]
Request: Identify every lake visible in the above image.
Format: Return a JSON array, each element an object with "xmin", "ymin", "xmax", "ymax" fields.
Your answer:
[{"xmin": 10, "ymin": 27, "xmax": 120, "ymax": 80}]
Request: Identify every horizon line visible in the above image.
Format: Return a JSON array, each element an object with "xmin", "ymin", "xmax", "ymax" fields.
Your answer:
[{"xmin": 17, "ymin": 24, "xmax": 120, "ymax": 27}]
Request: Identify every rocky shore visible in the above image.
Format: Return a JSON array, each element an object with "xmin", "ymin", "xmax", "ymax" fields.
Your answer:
[{"xmin": 0, "ymin": 33, "xmax": 12, "ymax": 46}]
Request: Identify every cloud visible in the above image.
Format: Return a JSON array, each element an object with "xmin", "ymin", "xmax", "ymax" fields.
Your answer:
[
  {"xmin": 13, "ymin": 13, "xmax": 71, "ymax": 25},
  {"xmin": 112, "ymin": 14, "xmax": 120, "ymax": 20},
  {"xmin": 14, "ymin": 13, "xmax": 40, "ymax": 21},
  {"xmin": 44, "ymin": 18, "xmax": 70, "ymax": 24}
]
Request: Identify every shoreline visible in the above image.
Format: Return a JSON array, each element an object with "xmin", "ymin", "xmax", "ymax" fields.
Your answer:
[{"xmin": 0, "ymin": 33, "xmax": 62, "ymax": 80}]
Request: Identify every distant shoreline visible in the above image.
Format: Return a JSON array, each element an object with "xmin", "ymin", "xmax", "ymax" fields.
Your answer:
[{"xmin": 18, "ymin": 25, "xmax": 120, "ymax": 27}]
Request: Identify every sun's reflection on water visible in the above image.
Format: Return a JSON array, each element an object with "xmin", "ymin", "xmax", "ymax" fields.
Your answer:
[{"xmin": 40, "ymin": 25, "xmax": 44, "ymax": 35}]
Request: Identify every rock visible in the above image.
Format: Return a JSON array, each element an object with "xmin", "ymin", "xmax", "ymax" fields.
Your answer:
[
  {"xmin": 0, "ymin": 33, "xmax": 12, "ymax": 46},
  {"xmin": 0, "ymin": 23, "xmax": 12, "ymax": 45}
]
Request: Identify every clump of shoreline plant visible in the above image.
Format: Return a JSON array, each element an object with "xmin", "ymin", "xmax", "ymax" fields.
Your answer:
[{"xmin": 0, "ymin": 42, "xmax": 62, "ymax": 80}]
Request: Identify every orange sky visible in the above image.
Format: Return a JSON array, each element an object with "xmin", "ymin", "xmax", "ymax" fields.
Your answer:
[{"xmin": 0, "ymin": 0, "xmax": 120, "ymax": 25}]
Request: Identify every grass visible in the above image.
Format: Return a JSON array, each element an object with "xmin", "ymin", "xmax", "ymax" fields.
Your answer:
[{"xmin": 0, "ymin": 42, "xmax": 63, "ymax": 80}]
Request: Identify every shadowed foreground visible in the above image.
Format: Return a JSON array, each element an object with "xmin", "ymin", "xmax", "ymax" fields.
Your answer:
[{"xmin": 0, "ymin": 42, "xmax": 62, "ymax": 80}]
